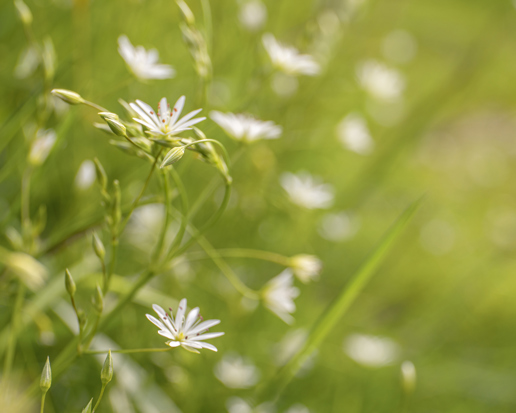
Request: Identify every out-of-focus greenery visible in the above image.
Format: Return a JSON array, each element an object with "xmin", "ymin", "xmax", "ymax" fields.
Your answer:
[{"xmin": 2, "ymin": 0, "xmax": 516, "ymax": 412}]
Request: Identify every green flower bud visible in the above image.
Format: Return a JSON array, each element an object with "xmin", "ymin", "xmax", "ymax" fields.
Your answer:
[
  {"xmin": 65, "ymin": 269, "xmax": 76, "ymax": 297},
  {"xmin": 14, "ymin": 0, "xmax": 32, "ymax": 26},
  {"xmin": 92, "ymin": 232, "xmax": 105, "ymax": 261},
  {"xmin": 51, "ymin": 89, "xmax": 84, "ymax": 105},
  {"xmin": 40, "ymin": 357, "xmax": 52, "ymax": 393},
  {"xmin": 160, "ymin": 146, "xmax": 185, "ymax": 168},
  {"xmin": 77, "ymin": 309, "xmax": 87, "ymax": 330},
  {"xmin": 98, "ymin": 112, "xmax": 119, "ymax": 121},
  {"xmin": 104, "ymin": 117, "xmax": 127, "ymax": 137},
  {"xmin": 81, "ymin": 398, "xmax": 93, "ymax": 413},
  {"xmin": 92, "ymin": 284, "xmax": 103, "ymax": 314},
  {"xmin": 101, "ymin": 350, "xmax": 113, "ymax": 385},
  {"xmin": 93, "ymin": 158, "xmax": 108, "ymax": 191}
]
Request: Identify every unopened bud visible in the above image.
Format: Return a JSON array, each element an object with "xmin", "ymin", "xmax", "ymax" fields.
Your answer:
[
  {"xmin": 77, "ymin": 309, "xmax": 87, "ymax": 330},
  {"xmin": 14, "ymin": 0, "xmax": 32, "ymax": 26},
  {"xmin": 81, "ymin": 398, "xmax": 93, "ymax": 413},
  {"xmin": 92, "ymin": 284, "xmax": 103, "ymax": 314},
  {"xmin": 176, "ymin": 0, "xmax": 195, "ymax": 25},
  {"xmin": 65, "ymin": 269, "xmax": 76, "ymax": 297},
  {"xmin": 101, "ymin": 350, "xmax": 113, "ymax": 385},
  {"xmin": 93, "ymin": 158, "xmax": 108, "ymax": 191},
  {"xmin": 92, "ymin": 232, "xmax": 105, "ymax": 261},
  {"xmin": 51, "ymin": 89, "xmax": 84, "ymax": 105},
  {"xmin": 160, "ymin": 146, "xmax": 185, "ymax": 168},
  {"xmin": 401, "ymin": 360, "xmax": 416, "ymax": 395},
  {"xmin": 40, "ymin": 357, "xmax": 52, "ymax": 393},
  {"xmin": 98, "ymin": 112, "xmax": 119, "ymax": 121},
  {"xmin": 103, "ymin": 117, "xmax": 127, "ymax": 137}
]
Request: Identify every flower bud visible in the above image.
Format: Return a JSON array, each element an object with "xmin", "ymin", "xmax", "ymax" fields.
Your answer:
[
  {"xmin": 92, "ymin": 232, "xmax": 105, "ymax": 261},
  {"xmin": 51, "ymin": 89, "xmax": 84, "ymax": 105},
  {"xmin": 40, "ymin": 357, "xmax": 52, "ymax": 393},
  {"xmin": 29, "ymin": 129, "xmax": 57, "ymax": 166},
  {"xmin": 65, "ymin": 268, "xmax": 76, "ymax": 297},
  {"xmin": 161, "ymin": 146, "xmax": 185, "ymax": 168},
  {"xmin": 14, "ymin": 0, "xmax": 32, "ymax": 26},
  {"xmin": 0, "ymin": 247, "xmax": 48, "ymax": 290},
  {"xmin": 289, "ymin": 254, "xmax": 322, "ymax": 283},
  {"xmin": 98, "ymin": 112, "xmax": 119, "ymax": 121},
  {"xmin": 104, "ymin": 117, "xmax": 127, "ymax": 137},
  {"xmin": 92, "ymin": 283, "xmax": 104, "ymax": 314},
  {"xmin": 77, "ymin": 308, "xmax": 87, "ymax": 330},
  {"xmin": 81, "ymin": 398, "xmax": 93, "ymax": 413},
  {"xmin": 93, "ymin": 158, "xmax": 108, "ymax": 191},
  {"xmin": 401, "ymin": 360, "xmax": 416, "ymax": 395},
  {"xmin": 101, "ymin": 350, "xmax": 113, "ymax": 385}
]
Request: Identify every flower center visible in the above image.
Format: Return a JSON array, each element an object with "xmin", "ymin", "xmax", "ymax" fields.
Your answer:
[{"xmin": 177, "ymin": 332, "xmax": 185, "ymax": 341}]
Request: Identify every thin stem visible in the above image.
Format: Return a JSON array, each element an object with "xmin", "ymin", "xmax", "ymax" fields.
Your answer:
[
  {"xmin": 40, "ymin": 391, "xmax": 47, "ymax": 413},
  {"xmin": 83, "ymin": 313, "xmax": 102, "ymax": 351},
  {"xmin": 164, "ymin": 167, "xmax": 189, "ymax": 260},
  {"xmin": 3, "ymin": 282, "xmax": 26, "ymax": 383},
  {"xmin": 92, "ymin": 384, "xmax": 106, "ymax": 413},
  {"xmin": 105, "ymin": 239, "xmax": 118, "ymax": 293},
  {"xmin": 82, "ymin": 100, "xmax": 109, "ymax": 113},
  {"xmin": 152, "ymin": 169, "xmax": 171, "ymax": 263},
  {"xmin": 21, "ymin": 167, "xmax": 33, "ymax": 249},
  {"xmin": 183, "ymin": 248, "xmax": 292, "ymax": 266},
  {"xmin": 85, "ymin": 347, "xmax": 172, "ymax": 355},
  {"xmin": 70, "ymin": 295, "xmax": 84, "ymax": 354},
  {"xmin": 119, "ymin": 151, "xmax": 162, "ymax": 233}
]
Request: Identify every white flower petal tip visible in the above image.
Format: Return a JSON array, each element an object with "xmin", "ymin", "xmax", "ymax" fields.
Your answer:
[
  {"xmin": 131, "ymin": 97, "xmax": 205, "ymax": 138},
  {"xmin": 280, "ymin": 171, "xmax": 334, "ymax": 210},
  {"xmin": 262, "ymin": 33, "xmax": 320, "ymax": 77},
  {"xmin": 118, "ymin": 35, "xmax": 175, "ymax": 81},
  {"xmin": 146, "ymin": 299, "xmax": 224, "ymax": 353},
  {"xmin": 263, "ymin": 270, "xmax": 299, "ymax": 324},
  {"xmin": 210, "ymin": 111, "xmax": 282, "ymax": 143},
  {"xmin": 290, "ymin": 254, "xmax": 322, "ymax": 283}
]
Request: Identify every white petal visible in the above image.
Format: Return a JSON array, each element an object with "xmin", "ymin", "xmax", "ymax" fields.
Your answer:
[
  {"xmin": 175, "ymin": 298, "xmax": 187, "ymax": 331},
  {"xmin": 174, "ymin": 109, "xmax": 203, "ymax": 128},
  {"xmin": 183, "ymin": 307, "xmax": 200, "ymax": 332},
  {"xmin": 187, "ymin": 319, "xmax": 221, "ymax": 336},
  {"xmin": 146, "ymin": 314, "xmax": 165, "ymax": 330},
  {"xmin": 190, "ymin": 331, "xmax": 224, "ymax": 341},
  {"xmin": 170, "ymin": 96, "xmax": 185, "ymax": 125}
]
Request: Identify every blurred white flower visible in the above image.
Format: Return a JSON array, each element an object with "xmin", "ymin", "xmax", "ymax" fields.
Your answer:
[
  {"xmin": 286, "ymin": 404, "xmax": 310, "ymax": 413},
  {"xmin": 280, "ymin": 171, "xmax": 334, "ymax": 210},
  {"xmin": 263, "ymin": 269, "xmax": 299, "ymax": 324},
  {"xmin": 382, "ymin": 30, "xmax": 417, "ymax": 64},
  {"xmin": 344, "ymin": 334, "xmax": 400, "ymax": 368},
  {"xmin": 336, "ymin": 113, "xmax": 374, "ymax": 155},
  {"xmin": 0, "ymin": 248, "xmax": 48, "ymax": 290},
  {"xmin": 210, "ymin": 111, "xmax": 282, "ymax": 143},
  {"xmin": 28, "ymin": 128, "xmax": 57, "ymax": 166},
  {"xmin": 127, "ymin": 204, "xmax": 167, "ymax": 249},
  {"xmin": 262, "ymin": 33, "xmax": 320, "ymax": 76},
  {"xmin": 214, "ymin": 353, "xmax": 259, "ymax": 389},
  {"xmin": 239, "ymin": 0, "xmax": 267, "ymax": 32},
  {"xmin": 118, "ymin": 35, "xmax": 175, "ymax": 81},
  {"xmin": 74, "ymin": 160, "xmax": 96, "ymax": 191},
  {"xmin": 401, "ymin": 360, "xmax": 416, "ymax": 394},
  {"xmin": 226, "ymin": 397, "xmax": 274, "ymax": 413},
  {"xmin": 14, "ymin": 46, "xmax": 40, "ymax": 79},
  {"xmin": 130, "ymin": 96, "xmax": 205, "ymax": 137},
  {"xmin": 289, "ymin": 254, "xmax": 322, "ymax": 283},
  {"xmin": 273, "ymin": 328, "xmax": 307, "ymax": 366},
  {"xmin": 146, "ymin": 299, "xmax": 224, "ymax": 353},
  {"xmin": 318, "ymin": 211, "xmax": 360, "ymax": 242},
  {"xmin": 356, "ymin": 60, "xmax": 405, "ymax": 101}
]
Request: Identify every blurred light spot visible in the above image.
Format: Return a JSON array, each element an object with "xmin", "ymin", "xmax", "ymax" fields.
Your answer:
[
  {"xmin": 271, "ymin": 72, "xmax": 299, "ymax": 97},
  {"xmin": 318, "ymin": 211, "xmax": 360, "ymax": 242},
  {"xmin": 238, "ymin": 0, "xmax": 267, "ymax": 32},
  {"xmin": 419, "ymin": 219, "xmax": 455, "ymax": 256},
  {"xmin": 336, "ymin": 113, "xmax": 374, "ymax": 155},
  {"xmin": 356, "ymin": 59, "xmax": 405, "ymax": 102},
  {"xmin": 286, "ymin": 404, "xmax": 310, "ymax": 413},
  {"xmin": 74, "ymin": 159, "xmax": 96, "ymax": 191},
  {"xmin": 366, "ymin": 98, "xmax": 405, "ymax": 127},
  {"xmin": 344, "ymin": 333, "xmax": 400, "ymax": 368},
  {"xmin": 208, "ymin": 80, "xmax": 231, "ymax": 107},
  {"xmin": 467, "ymin": 150, "xmax": 508, "ymax": 187},
  {"xmin": 214, "ymin": 353, "xmax": 260, "ymax": 388},
  {"xmin": 486, "ymin": 207, "xmax": 516, "ymax": 250},
  {"xmin": 382, "ymin": 30, "xmax": 417, "ymax": 64}
]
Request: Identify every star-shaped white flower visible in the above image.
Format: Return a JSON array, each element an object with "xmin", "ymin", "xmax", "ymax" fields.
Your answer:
[
  {"xmin": 280, "ymin": 171, "xmax": 334, "ymax": 210},
  {"xmin": 263, "ymin": 270, "xmax": 300, "ymax": 324},
  {"xmin": 118, "ymin": 35, "xmax": 175, "ymax": 81},
  {"xmin": 146, "ymin": 298, "xmax": 224, "ymax": 353},
  {"xmin": 130, "ymin": 96, "xmax": 205, "ymax": 137},
  {"xmin": 210, "ymin": 111, "xmax": 282, "ymax": 143},
  {"xmin": 262, "ymin": 33, "xmax": 320, "ymax": 76}
]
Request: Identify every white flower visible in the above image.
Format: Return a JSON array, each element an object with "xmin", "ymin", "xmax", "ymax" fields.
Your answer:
[
  {"xmin": 28, "ymin": 129, "xmax": 57, "ymax": 166},
  {"xmin": 286, "ymin": 404, "xmax": 310, "ymax": 413},
  {"xmin": 239, "ymin": 0, "xmax": 267, "ymax": 32},
  {"xmin": 0, "ymin": 248, "xmax": 48, "ymax": 291},
  {"xmin": 336, "ymin": 113, "xmax": 374, "ymax": 155},
  {"xmin": 146, "ymin": 298, "xmax": 224, "ymax": 353},
  {"xmin": 344, "ymin": 334, "xmax": 400, "ymax": 368},
  {"xmin": 263, "ymin": 270, "xmax": 299, "ymax": 324},
  {"xmin": 289, "ymin": 254, "xmax": 322, "ymax": 283},
  {"xmin": 210, "ymin": 111, "xmax": 282, "ymax": 143},
  {"xmin": 214, "ymin": 353, "xmax": 259, "ymax": 389},
  {"xmin": 356, "ymin": 60, "xmax": 405, "ymax": 101},
  {"xmin": 262, "ymin": 33, "xmax": 320, "ymax": 76},
  {"xmin": 74, "ymin": 160, "xmax": 96, "ymax": 190},
  {"xmin": 318, "ymin": 211, "xmax": 360, "ymax": 242},
  {"xmin": 280, "ymin": 171, "xmax": 334, "ymax": 210},
  {"xmin": 130, "ymin": 96, "xmax": 205, "ymax": 137},
  {"xmin": 226, "ymin": 397, "xmax": 274, "ymax": 413},
  {"xmin": 118, "ymin": 35, "xmax": 175, "ymax": 81}
]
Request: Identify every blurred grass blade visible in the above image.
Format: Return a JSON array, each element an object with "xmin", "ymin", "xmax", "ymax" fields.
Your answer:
[{"xmin": 256, "ymin": 198, "xmax": 421, "ymax": 403}]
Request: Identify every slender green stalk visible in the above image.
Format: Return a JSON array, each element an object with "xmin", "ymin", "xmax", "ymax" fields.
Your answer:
[
  {"xmin": 165, "ymin": 167, "xmax": 189, "ymax": 259},
  {"xmin": 92, "ymin": 384, "xmax": 106, "ymax": 413},
  {"xmin": 105, "ymin": 239, "xmax": 118, "ymax": 293},
  {"xmin": 254, "ymin": 199, "xmax": 421, "ymax": 403},
  {"xmin": 21, "ymin": 167, "xmax": 33, "ymax": 248},
  {"xmin": 85, "ymin": 347, "xmax": 173, "ymax": 355},
  {"xmin": 152, "ymin": 169, "xmax": 172, "ymax": 262},
  {"xmin": 82, "ymin": 100, "xmax": 108, "ymax": 113},
  {"xmin": 40, "ymin": 392, "xmax": 46, "ymax": 413},
  {"xmin": 183, "ymin": 248, "xmax": 292, "ymax": 266},
  {"xmin": 2, "ymin": 282, "xmax": 26, "ymax": 382},
  {"xmin": 69, "ymin": 294, "xmax": 84, "ymax": 353}
]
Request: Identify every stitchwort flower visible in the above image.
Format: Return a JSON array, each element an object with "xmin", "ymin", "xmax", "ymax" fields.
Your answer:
[
  {"xmin": 262, "ymin": 269, "xmax": 300, "ymax": 324},
  {"xmin": 210, "ymin": 111, "xmax": 282, "ymax": 143},
  {"xmin": 146, "ymin": 298, "xmax": 224, "ymax": 353},
  {"xmin": 280, "ymin": 171, "xmax": 334, "ymax": 210},
  {"xmin": 118, "ymin": 35, "xmax": 175, "ymax": 81},
  {"xmin": 130, "ymin": 96, "xmax": 205, "ymax": 137}
]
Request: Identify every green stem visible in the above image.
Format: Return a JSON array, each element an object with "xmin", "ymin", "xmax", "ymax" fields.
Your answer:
[
  {"xmin": 105, "ymin": 239, "xmax": 118, "ymax": 293},
  {"xmin": 21, "ymin": 167, "xmax": 33, "ymax": 249},
  {"xmin": 70, "ymin": 295, "xmax": 83, "ymax": 354},
  {"xmin": 82, "ymin": 100, "xmax": 109, "ymax": 113},
  {"xmin": 152, "ymin": 169, "xmax": 171, "ymax": 263},
  {"xmin": 83, "ymin": 312, "xmax": 102, "ymax": 351},
  {"xmin": 40, "ymin": 391, "xmax": 47, "ymax": 413},
  {"xmin": 183, "ymin": 248, "xmax": 291, "ymax": 266},
  {"xmin": 92, "ymin": 384, "xmax": 106, "ymax": 413},
  {"xmin": 85, "ymin": 347, "xmax": 173, "ymax": 355},
  {"xmin": 3, "ymin": 282, "xmax": 26, "ymax": 383},
  {"xmin": 164, "ymin": 167, "xmax": 189, "ymax": 260}
]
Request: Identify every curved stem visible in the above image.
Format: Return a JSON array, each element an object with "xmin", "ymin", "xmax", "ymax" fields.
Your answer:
[
  {"xmin": 2, "ymin": 282, "xmax": 26, "ymax": 383},
  {"xmin": 85, "ymin": 347, "xmax": 173, "ymax": 355},
  {"xmin": 152, "ymin": 169, "xmax": 171, "ymax": 263},
  {"xmin": 21, "ymin": 167, "xmax": 33, "ymax": 248},
  {"xmin": 82, "ymin": 100, "xmax": 109, "ymax": 113},
  {"xmin": 92, "ymin": 384, "xmax": 106, "ymax": 413},
  {"xmin": 183, "ymin": 248, "xmax": 292, "ymax": 266},
  {"xmin": 164, "ymin": 167, "xmax": 189, "ymax": 261}
]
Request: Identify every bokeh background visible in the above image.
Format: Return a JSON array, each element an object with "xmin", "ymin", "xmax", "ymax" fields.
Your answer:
[{"xmin": 2, "ymin": 0, "xmax": 516, "ymax": 412}]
